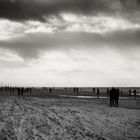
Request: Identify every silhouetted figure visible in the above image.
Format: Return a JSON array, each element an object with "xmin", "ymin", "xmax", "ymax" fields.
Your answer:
[
  {"xmin": 133, "ymin": 90, "xmax": 136, "ymax": 98},
  {"xmin": 49, "ymin": 88, "xmax": 52, "ymax": 93},
  {"xmin": 21, "ymin": 87, "xmax": 24, "ymax": 96},
  {"xmin": 107, "ymin": 88, "xmax": 109, "ymax": 99},
  {"xmin": 93, "ymin": 88, "xmax": 95, "ymax": 93},
  {"xmin": 114, "ymin": 88, "xmax": 119, "ymax": 107},
  {"xmin": 30, "ymin": 87, "xmax": 32, "ymax": 93},
  {"xmin": 76, "ymin": 88, "xmax": 79, "ymax": 95},
  {"xmin": 109, "ymin": 87, "xmax": 119, "ymax": 107},
  {"xmin": 73, "ymin": 88, "xmax": 79, "ymax": 95},
  {"xmin": 17, "ymin": 88, "xmax": 20, "ymax": 96},
  {"xmin": 97, "ymin": 88, "xmax": 100, "ymax": 98},
  {"xmin": 109, "ymin": 87, "xmax": 115, "ymax": 107},
  {"xmin": 129, "ymin": 89, "xmax": 131, "ymax": 98},
  {"xmin": 73, "ymin": 88, "xmax": 76, "ymax": 93},
  {"xmin": 121, "ymin": 90, "xmax": 123, "ymax": 96}
]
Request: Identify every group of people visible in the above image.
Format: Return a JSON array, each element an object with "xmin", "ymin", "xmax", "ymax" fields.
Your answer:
[
  {"xmin": 17, "ymin": 87, "xmax": 24, "ymax": 96},
  {"xmin": 0, "ymin": 86, "xmax": 32, "ymax": 97},
  {"xmin": 73, "ymin": 88, "xmax": 79, "ymax": 95},
  {"xmin": 92, "ymin": 87, "xmax": 120, "ymax": 107},
  {"xmin": 17, "ymin": 87, "xmax": 32, "ymax": 97},
  {"xmin": 129, "ymin": 89, "xmax": 137, "ymax": 97},
  {"xmin": 43, "ymin": 87, "xmax": 54, "ymax": 93},
  {"xmin": 0, "ymin": 86, "xmax": 16, "ymax": 93},
  {"xmin": 109, "ymin": 87, "xmax": 120, "ymax": 107}
]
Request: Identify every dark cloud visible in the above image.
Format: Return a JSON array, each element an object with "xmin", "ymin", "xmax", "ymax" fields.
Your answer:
[
  {"xmin": 0, "ymin": 0, "xmax": 139, "ymax": 22},
  {"xmin": 0, "ymin": 29, "xmax": 140, "ymax": 59}
]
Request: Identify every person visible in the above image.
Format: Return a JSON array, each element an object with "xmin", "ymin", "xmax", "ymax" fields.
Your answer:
[
  {"xmin": 121, "ymin": 90, "xmax": 123, "ymax": 96},
  {"xmin": 114, "ymin": 88, "xmax": 119, "ymax": 107},
  {"xmin": 109, "ymin": 87, "xmax": 115, "ymax": 107},
  {"xmin": 97, "ymin": 88, "xmax": 100, "ymax": 98},
  {"xmin": 107, "ymin": 88, "xmax": 109, "ymax": 99},
  {"xmin": 49, "ymin": 88, "xmax": 52, "ymax": 93},
  {"xmin": 76, "ymin": 88, "xmax": 79, "ymax": 95},
  {"xmin": 17, "ymin": 88, "xmax": 20, "ymax": 96},
  {"xmin": 93, "ymin": 88, "xmax": 95, "ymax": 93},
  {"xmin": 133, "ymin": 90, "xmax": 136, "ymax": 98},
  {"xmin": 21, "ymin": 87, "xmax": 24, "ymax": 97},
  {"xmin": 129, "ymin": 89, "xmax": 131, "ymax": 98},
  {"xmin": 73, "ymin": 88, "xmax": 76, "ymax": 93}
]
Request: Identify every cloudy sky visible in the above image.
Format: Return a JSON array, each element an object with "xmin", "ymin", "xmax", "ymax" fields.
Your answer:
[{"xmin": 0, "ymin": 0, "xmax": 140, "ymax": 87}]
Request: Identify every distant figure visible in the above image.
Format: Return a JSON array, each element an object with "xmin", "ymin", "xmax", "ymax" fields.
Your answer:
[
  {"xmin": 49, "ymin": 88, "xmax": 52, "ymax": 93},
  {"xmin": 73, "ymin": 88, "xmax": 76, "ymax": 93},
  {"xmin": 76, "ymin": 88, "xmax": 79, "ymax": 95},
  {"xmin": 107, "ymin": 88, "xmax": 109, "ymax": 99},
  {"xmin": 133, "ymin": 90, "xmax": 136, "ymax": 98},
  {"xmin": 109, "ymin": 87, "xmax": 119, "ymax": 107},
  {"xmin": 73, "ymin": 88, "xmax": 79, "ymax": 95},
  {"xmin": 17, "ymin": 88, "xmax": 20, "ymax": 96},
  {"xmin": 97, "ymin": 88, "xmax": 100, "ymax": 98},
  {"xmin": 129, "ymin": 89, "xmax": 131, "ymax": 98},
  {"xmin": 121, "ymin": 90, "xmax": 123, "ymax": 96},
  {"xmin": 21, "ymin": 87, "xmax": 24, "ymax": 96},
  {"xmin": 29, "ymin": 87, "xmax": 32, "ymax": 93},
  {"xmin": 93, "ymin": 88, "xmax": 95, "ymax": 93},
  {"xmin": 114, "ymin": 88, "xmax": 119, "ymax": 107},
  {"xmin": 109, "ymin": 87, "xmax": 115, "ymax": 107}
]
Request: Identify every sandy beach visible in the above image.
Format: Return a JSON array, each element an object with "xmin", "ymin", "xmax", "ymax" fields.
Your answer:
[{"xmin": 0, "ymin": 96, "xmax": 139, "ymax": 140}]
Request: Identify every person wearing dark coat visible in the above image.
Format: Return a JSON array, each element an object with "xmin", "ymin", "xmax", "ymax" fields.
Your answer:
[
  {"xmin": 114, "ymin": 88, "xmax": 119, "ymax": 107},
  {"xmin": 21, "ymin": 87, "xmax": 24, "ymax": 96},
  {"xmin": 17, "ymin": 88, "xmax": 20, "ymax": 96},
  {"xmin": 97, "ymin": 88, "xmax": 100, "ymax": 98},
  {"xmin": 109, "ymin": 87, "xmax": 115, "ymax": 107},
  {"xmin": 49, "ymin": 88, "xmax": 52, "ymax": 93},
  {"xmin": 133, "ymin": 90, "xmax": 136, "ymax": 98},
  {"xmin": 107, "ymin": 88, "xmax": 109, "ymax": 99}
]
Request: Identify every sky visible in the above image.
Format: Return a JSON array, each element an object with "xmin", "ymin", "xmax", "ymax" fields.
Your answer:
[{"xmin": 0, "ymin": 0, "xmax": 140, "ymax": 87}]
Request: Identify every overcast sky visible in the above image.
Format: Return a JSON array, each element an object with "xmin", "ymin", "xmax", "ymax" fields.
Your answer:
[{"xmin": 0, "ymin": 0, "xmax": 140, "ymax": 87}]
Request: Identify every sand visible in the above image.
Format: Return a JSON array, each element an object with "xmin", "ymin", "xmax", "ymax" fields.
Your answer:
[{"xmin": 0, "ymin": 96, "xmax": 140, "ymax": 140}]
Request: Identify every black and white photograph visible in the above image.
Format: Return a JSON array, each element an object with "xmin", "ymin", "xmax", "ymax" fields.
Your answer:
[{"xmin": 0, "ymin": 0, "xmax": 140, "ymax": 139}]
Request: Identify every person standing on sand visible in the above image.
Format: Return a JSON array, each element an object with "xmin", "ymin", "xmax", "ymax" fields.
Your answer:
[
  {"xmin": 133, "ymin": 90, "xmax": 136, "ymax": 98},
  {"xmin": 77, "ymin": 88, "xmax": 79, "ymax": 95},
  {"xmin": 114, "ymin": 88, "xmax": 119, "ymax": 107},
  {"xmin": 97, "ymin": 88, "xmax": 100, "ymax": 98},
  {"xmin": 93, "ymin": 88, "xmax": 95, "ymax": 93},
  {"xmin": 21, "ymin": 87, "xmax": 24, "ymax": 97},
  {"xmin": 17, "ymin": 88, "xmax": 20, "ymax": 96},
  {"xmin": 49, "ymin": 88, "xmax": 52, "ymax": 93},
  {"xmin": 107, "ymin": 88, "xmax": 109, "ymax": 99},
  {"xmin": 75, "ymin": 88, "xmax": 78, "ymax": 95},
  {"xmin": 73, "ymin": 88, "xmax": 76, "ymax": 93},
  {"xmin": 121, "ymin": 90, "xmax": 123, "ymax": 96},
  {"xmin": 109, "ymin": 87, "xmax": 115, "ymax": 107},
  {"xmin": 129, "ymin": 89, "xmax": 131, "ymax": 98}
]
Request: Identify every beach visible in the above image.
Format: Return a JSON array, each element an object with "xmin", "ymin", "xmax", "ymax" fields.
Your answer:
[{"xmin": 0, "ymin": 96, "xmax": 139, "ymax": 140}]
